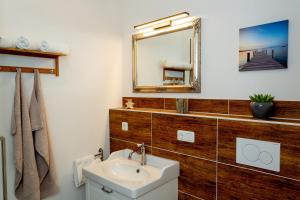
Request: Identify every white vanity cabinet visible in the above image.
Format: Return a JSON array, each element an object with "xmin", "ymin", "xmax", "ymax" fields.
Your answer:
[
  {"xmin": 85, "ymin": 179, "xmax": 178, "ymax": 200},
  {"xmin": 83, "ymin": 149, "xmax": 179, "ymax": 200},
  {"xmin": 86, "ymin": 179, "xmax": 131, "ymax": 200}
]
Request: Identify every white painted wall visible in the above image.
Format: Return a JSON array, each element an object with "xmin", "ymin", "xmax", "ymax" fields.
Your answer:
[
  {"xmin": 120, "ymin": 0, "xmax": 300, "ymax": 100},
  {"xmin": 0, "ymin": 0, "xmax": 122, "ymax": 199}
]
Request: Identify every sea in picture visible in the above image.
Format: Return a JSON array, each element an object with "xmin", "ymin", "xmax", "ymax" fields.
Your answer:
[{"xmin": 239, "ymin": 20, "xmax": 289, "ymax": 71}]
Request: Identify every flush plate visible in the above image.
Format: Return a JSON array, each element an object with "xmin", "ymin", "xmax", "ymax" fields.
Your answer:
[{"xmin": 236, "ymin": 138, "xmax": 280, "ymax": 172}]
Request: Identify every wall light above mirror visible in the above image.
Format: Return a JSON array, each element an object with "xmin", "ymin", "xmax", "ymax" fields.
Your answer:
[{"xmin": 132, "ymin": 12, "xmax": 201, "ymax": 93}]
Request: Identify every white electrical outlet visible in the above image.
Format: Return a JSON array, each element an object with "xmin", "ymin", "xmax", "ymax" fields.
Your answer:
[
  {"xmin": 177, "ymin": 130, "xmax": 195, "ymax": 143},
  {"xmin": 236, "ymin": 138, "xmax": 280, "ymax": 172},
  {"xmin": 122, "ymin": 122, "xmax": 128, "ymax": 131}
]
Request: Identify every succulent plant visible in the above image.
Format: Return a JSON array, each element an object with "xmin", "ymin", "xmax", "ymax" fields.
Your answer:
[{"xmin": 249, "ymin": 94, "xmax": 274, "ymax": 103}]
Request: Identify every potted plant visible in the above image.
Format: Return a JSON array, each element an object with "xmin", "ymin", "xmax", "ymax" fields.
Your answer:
[{"xmin": 249, "ymin": 94, "xmax": 275, "ymax": 119}]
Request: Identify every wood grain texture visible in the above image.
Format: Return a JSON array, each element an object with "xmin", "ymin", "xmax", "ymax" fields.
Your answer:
[
  {"xmin": 164, "ymin": 98, "xmax": 176, "ymax": 110},
  {"xmin": 109, "ymin": 109, "xmax": 151, "ymax": 145},
  {"xmin": 218, "ymin": 164, "xmax": 300, "ymax": 200},
  {"xmin": 179, "ymin": 192, "xmax": 202, "ymax": 200},
  {"xmin": 0, "ymin": 47, "xmax": 66, "ymax": 58},
  {"xmin": 273, "ymin": 100, "xmax": 300, "ymax": 119},
  {"xmin": 229, "ymin": 99, "xmax": 300, "ymax": 119},
  {"xmin": 218, "ymin": 119, "xmax": 300, "ymax": 180},
  {"xmin": 152, "ymin": 148, "xmax": 216, "ymax": 200},
  {"xmin": 152, "ymin": 113, "xmax": 217, "ymax": 160},
  {"xmin": 110, "ymin": 138, "xmax": 138, "ymax": 153},
  {"xmin": 110, "ymin": 138, "xmax": 151, "ymax": 154},
  {"xmin": 122, "ymin": 97, "xmax": 164, "ymax": 109},
  {"xmin": 189, "ymin": 99, "xmax": 229, "ymax": 114},
  {"xmin": 229, "ymin": 99, "xmax": 252, "ymax": 116}
]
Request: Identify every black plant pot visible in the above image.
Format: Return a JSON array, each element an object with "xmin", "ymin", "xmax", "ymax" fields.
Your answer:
[{"xmin": 250, "ymin": 102, "xmax": 274, "ymax": 119}]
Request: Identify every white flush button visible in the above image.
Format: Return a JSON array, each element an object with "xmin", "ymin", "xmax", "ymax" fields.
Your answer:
[
  {"xmin": 259, "ymin": 151, "xmax": 273, "ymax": 165},
  {"xmin": 242, "ymin": 144, "xmax": 260, "ymax": 162},
  {"xmin": 236, "ymin": 138, "xmax": 280, "ymax": 172}
]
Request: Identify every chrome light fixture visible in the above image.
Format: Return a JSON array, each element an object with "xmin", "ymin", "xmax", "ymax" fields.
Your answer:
[{"xmin": 133, "ymin": 12, "xmax": 199, "ymax": 36}]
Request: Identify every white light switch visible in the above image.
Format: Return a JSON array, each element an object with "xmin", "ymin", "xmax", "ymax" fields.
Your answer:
[
  {"xmin": 122, "ymin": 122, "xmax": 128, "ymax": 131},
  {"xmin": 177, "ymin": 130, "xmax": 195, "ymax": 143},
  {"xmin": 236, "ymin": 138, "xmax": 280, "ymax": 172}
]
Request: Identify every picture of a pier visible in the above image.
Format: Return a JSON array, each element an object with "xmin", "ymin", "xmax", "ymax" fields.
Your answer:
[{"xmin": 239, "ymin": 20, "xmax": 288, "ymax": 71}]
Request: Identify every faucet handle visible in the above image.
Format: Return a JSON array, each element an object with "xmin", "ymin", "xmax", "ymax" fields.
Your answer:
[{"xmin": 137, "ymin": 143, "xmax": 144, "ymax": 148}]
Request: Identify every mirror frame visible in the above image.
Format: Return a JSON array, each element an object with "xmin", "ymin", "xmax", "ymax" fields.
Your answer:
[{"xmin": 132, "ymin": 17, "xmax": 201, "ymax": 93}]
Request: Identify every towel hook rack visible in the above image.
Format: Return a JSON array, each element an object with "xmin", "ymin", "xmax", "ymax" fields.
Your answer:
[{"xmin": 0, "ymin": 47, "xmax": 66, "ymax": 77}]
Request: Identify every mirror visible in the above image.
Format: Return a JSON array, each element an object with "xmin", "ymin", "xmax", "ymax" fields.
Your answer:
[{"xmin": 133, "ymin": 16, "xmax": 201, "ymax": 93}]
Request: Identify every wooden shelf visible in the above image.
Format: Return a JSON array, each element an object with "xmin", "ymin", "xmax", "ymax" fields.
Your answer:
[{"xmin": 0, "ymin": 48, "xmax": 67, "ymax": 76}]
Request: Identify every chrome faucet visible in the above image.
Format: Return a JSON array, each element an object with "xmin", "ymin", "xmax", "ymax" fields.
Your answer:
[{"xmin": 128, "ymin": 143, "xmax": 146, "ymax": 166}]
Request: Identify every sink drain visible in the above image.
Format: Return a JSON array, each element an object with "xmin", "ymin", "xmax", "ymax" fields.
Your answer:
[{"xmin": 136, "ymin": 169, "xmax": 140, "ymax": 173}]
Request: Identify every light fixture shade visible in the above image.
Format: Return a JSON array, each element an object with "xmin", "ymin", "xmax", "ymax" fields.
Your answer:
[{"xmin": 134, "ymin": 12, "xmax": 190, "ymax": 30}]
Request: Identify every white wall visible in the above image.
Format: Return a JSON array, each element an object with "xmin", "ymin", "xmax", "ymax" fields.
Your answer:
[
  {"xmin": 0, "ymin": 0, "xmax": 122, "ymax": 199},
  {"xmin": 120, "ymin": 0, "xmax": 300, "ymax": 100}
]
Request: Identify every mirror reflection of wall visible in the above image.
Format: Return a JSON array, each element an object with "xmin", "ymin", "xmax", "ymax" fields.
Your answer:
[{"xmin": 137, "ymin": 29, "xmax": 193, "ymax": 86}]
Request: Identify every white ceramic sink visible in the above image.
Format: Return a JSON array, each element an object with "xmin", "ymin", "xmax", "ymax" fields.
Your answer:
[{"xmin": 83, "ymin": 149, "xmax": 179, "ymax": 198}]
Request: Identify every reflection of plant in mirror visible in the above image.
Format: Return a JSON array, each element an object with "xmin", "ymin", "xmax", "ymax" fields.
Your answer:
[{"xmin": 249, "ymin": 94, "xmax": 274, "ymax": 103}]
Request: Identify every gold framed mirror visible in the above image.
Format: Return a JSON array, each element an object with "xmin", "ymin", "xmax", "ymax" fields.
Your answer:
[{"xmin": 132, "ymin": 13, "xmax": 201, "ymax": 93}]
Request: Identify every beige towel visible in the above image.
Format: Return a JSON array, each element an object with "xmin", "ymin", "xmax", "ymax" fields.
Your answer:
[
  {"xmin": 11, "ymin": 69, "xmax": 23, "ymax": 194},
  {"xmin": 12, "ymin": 69, "xmax": 40, "ymax": 200},
  {"xmin": 30, "ymin": 69, "xmax": 58, "ymax": 198}
]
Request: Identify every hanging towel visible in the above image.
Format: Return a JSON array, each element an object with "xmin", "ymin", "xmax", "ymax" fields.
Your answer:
[
  {"xmin": 11, "ymin": 68, "xmax": 23, "ymax": 195},
  {"xmin": 30, "ymin": 69, "xmax": 58, "ymax": 198},
  {"xmin": 12, "ymin": 69, "xmax": 40, "ymax": 200}
]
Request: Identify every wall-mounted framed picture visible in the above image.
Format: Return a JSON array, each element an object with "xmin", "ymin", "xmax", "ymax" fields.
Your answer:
[{"xmin": 239, "ymin": 20, "xmax": 289, "ymax": 71}]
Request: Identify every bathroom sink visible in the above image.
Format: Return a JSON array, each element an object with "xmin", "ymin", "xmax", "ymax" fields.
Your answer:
[
  {"xmin": 102, "ymin": 157, "xmax": 160, "ymax": 183},
  {"xmin": 83, "ymin": 149, "xmax": 179, "ymax": 198}
]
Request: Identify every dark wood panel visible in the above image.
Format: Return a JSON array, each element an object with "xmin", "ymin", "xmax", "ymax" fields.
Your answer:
[
  {"xmin": 164, "ymin": 98, "xmax": 176, "ymax": 110},
  {"xmin": 273, "ymin": 100, "xmax": 300, "ymax": 119},
  {"xmin": 218, "ymin": 164, "xmax": 300, "ymax": 200},
  {"xmin": 229, "ymin": 99, "xmax": 300, "ymax": 119},
  {"xmin": 109, "ymin": 109, "xmax": 151, "ymax": 145},
  {"xmin": 152, "ymin": 148, "xmax": 216, "ymax": 200},
  {"xmin": 152, "ymin": 113, "xmax": 217, "ymax": 160},
  {"xmin": 122, "ymin": 97, "xmax": 164, "ymax": 109},
  {"xmin": 189, "ymin": 99, "xmax": 229, "ymax": 114},
  {"xmin": 229, "ymin": 99, "xmax": 252, "ymax": 116},
  {"xmin": 218, "ymin": 119, "xmax": 300, "ymax": 180},
  {"xmin": 178, "ymin": 192, "xmax": 201, "ymax": 200},
  {"xmin": 110, "ymin": 138, "xmax": 151, "ymax": 154},
  {"xmin": 110, "ymin": 138, "xmax": 138, "ymax": 153}
]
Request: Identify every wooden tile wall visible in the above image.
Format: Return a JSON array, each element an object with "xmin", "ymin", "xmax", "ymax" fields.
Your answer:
[
  {"xmin": 217, "ymin": 164, "xmax": 300, "ymax": 200},
  {"xmin": 121, "ymin": 97, "xmax": 300, "ymax": 120},
  {"xmin": 152, "ymin": 113, "xmax": 217, "ymax": 160},
  {"xmin": 153, "ymin": 148, "xmax": 216, "ymax": 200},
  {"xmin": 109, "ymin": 105, "xmax": 300, "ymax": 200},
  {"xmin": 189, "ymin": 99, "xmax": 229, "ymax": 114},
  {"xmin": 109, "ymin": 109, "xmax": 151, "ymax": 145},
  {"xmin": 218, "ymin": 119, "xmax": 300, "ymax": 180},
  {"xmin": 178, "ymin": 192, "xmax": 201, "ymax": 200},
  {"xmin": 122, "ymin": 97, "xmax": 164, "ymax": 109}
]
